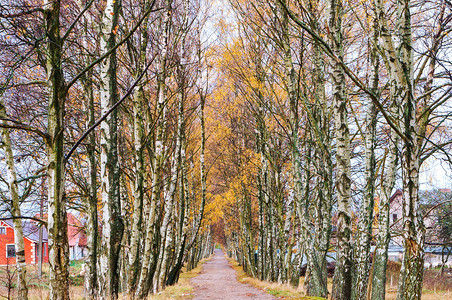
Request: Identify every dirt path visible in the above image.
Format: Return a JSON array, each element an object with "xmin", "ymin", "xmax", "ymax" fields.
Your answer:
[{"xmin": 190, "ymin": 249, "xmax": 275, "ymax": 299}]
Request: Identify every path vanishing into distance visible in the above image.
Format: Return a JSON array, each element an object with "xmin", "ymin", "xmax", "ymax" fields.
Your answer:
[{"xmin": 191, "ymin": 249, "xmax": 275, "ymax": 299}]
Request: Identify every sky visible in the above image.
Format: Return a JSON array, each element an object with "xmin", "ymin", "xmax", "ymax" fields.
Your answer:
[{"xmin": 420, "ymin": 156, "xmax": 452, "ymax": 190}]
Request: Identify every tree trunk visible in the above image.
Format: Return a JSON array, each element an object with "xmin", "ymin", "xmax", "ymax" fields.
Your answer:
[
  {"xmin": 127, "ymin": 83, "xmax": 146, "ymax": 296},
  {"xmin": 98, "ymin": 0, "xmax": 124, "ymax": 298},
  {"xmin": 77, "ymin": 3, "xmax": 99, "ymax": 295},
  {"xmin": 83, "ymin": 65, "xmax": 99, "ymax": 300},
  {"xmin": 327, "ymin": 0, "xmax": 353, "ymax": 298},
  {"xmin": 370, "ymin": 5, "xmax": 402, "ymax": 295},
  {"xmin": 279, "ymin": 2, "xmax": 303, "ymax": 286},
  {"xmin": 153, "ymin": 85, "xmax": 184, "ymax": 292},
  {"xmin": 396, "ymin": 1, "xmax": 425, "ymax": 294},
  {"xmin": 353, "ymin": 16, "xmax": 379, "ymax": 299},
  {"xmin": 0, "ymin": 100, "xmax": 28, "ymax": 299},
  {"xmin": 127, "ymin": 1, "xmax": 150, "ymax": 291},
  {"xmin": 305, "ymin": 1, "xmax": 332, "ymax": 295},
  {"xmin": 43, "ymin": 1, "xmax": 70, "ymax": 298},
  {"xmin": 135, "ymin": 2, "xmax": 171, "ymax": 296},
  {"xmin": 371, "ymin": 123, "xmax": 399, "ymax": 299}
]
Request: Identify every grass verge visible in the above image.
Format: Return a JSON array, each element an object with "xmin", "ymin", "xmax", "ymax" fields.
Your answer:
[
  {"xmin": 384, "ymin": 261, "xmax": 452, "ymax": 300},
  {"xmin": 225, "ymin": 257, "xmax": 452, "ymax": 300},
  {"xmin": 147, "ymin": 257, "xmax": 211, "ymax": 300},
  {"xmin": 225, "ymin": 256, "xmax": 325, "ymax": 300}
]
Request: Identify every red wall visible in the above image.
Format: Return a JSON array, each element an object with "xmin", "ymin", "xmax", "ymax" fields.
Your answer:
[{"xmin": 0, "ymin": 221, "xmax": 48, "ymax": 265}]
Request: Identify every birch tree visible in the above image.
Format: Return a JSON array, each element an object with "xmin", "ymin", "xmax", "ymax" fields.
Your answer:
[
  {"xmin": 74, "ymin": 2, "xmax": 99, "ymax": 296},
  {"xmin": 0, "ymin": 100, "xmax": 27, "ymax": 299},
  {"xmin": 373, "ymin": 0, "xmax": 423, "ymax": 297},
  {"xmin": 353, "ymin": 13, "xmax": 379, "ymax": 300},
  {"xmin": 43, "ymin": 1, "xmax": 71, "ymax": 298},
  {"xmin": 98, "ymin": 0, "xmax": 124, "ymax": 298},
  {"xmin": 126, "ymin": 0, "xmax": 151, "ymax": 293},
  {"xmin": 135, "ymin": 1, "xmax": 172, "ymax": 297},
  {"xmin": 326, "ymin": 0, "xmax": 353, "ymax": 298}
]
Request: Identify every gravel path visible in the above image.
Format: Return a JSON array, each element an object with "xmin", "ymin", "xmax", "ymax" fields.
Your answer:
[{"xmin": 191, "ymin": 249, "xmax": 275, "ymax": 299}]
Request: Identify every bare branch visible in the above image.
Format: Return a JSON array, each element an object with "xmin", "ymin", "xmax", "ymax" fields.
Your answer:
[
  {"xmin": 65, "ymin": 52, "xmax": 157, "ymax": 161},
  {"xmin": 0, "ymin": 118, "xmax": 50, "ymax": 144}
]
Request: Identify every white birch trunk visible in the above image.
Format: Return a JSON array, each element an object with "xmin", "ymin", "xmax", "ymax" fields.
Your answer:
[
  {"xmin": 371, "ymin": 124, "xmax": 399, "ymax": 299},
  {"xmin": 98, "ymin": 0, "xmax": 124, "ymax": 298},
  {"xmin": 135, "ymin": 2, "xmax": 171, "ymax": 296},
  {"xmin": 327, "ymin": 0, "xmax": 353, "ymax": 298},
  {"xmin": 43, "ymin": 1, "xmax": 70, "ymax": 298},
  {"xmin": 153, "ymin": 89, "xmax": 185, "ymax": 292},
  {"xmin": 396, "ymin": 2, "xmax": 425, "ymax": 295},
  {"xmin": 155, "ymin": 0, "xmax": 190, "ymax": 290},
  {"xmin": 0, "ymin": 101, "xmax": 28, "ymax": 299},
  {"xmin": 127, "ymin": 63, "xmax": 147, "ymax": 296},
  {"xmin": 353, "ymin": 17, "xmax": 379, "ymax": 299},
  {"xmin": 75, "ymin": 2, "xmax": 99, "ymax": 296},
  {"xmin": 373, "ymin": 0, "xmax": 425, "ymax": 297}
]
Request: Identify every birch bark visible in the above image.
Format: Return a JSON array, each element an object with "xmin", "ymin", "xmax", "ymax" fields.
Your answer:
[
  {"xmin": 75, "ymin": 2, "xmax": 98, "ymax": 296},
  {"xmin": 396, "ymin": 1, "xmax": 425, "ymax": 297},
  {"xmin": 127, "ymin": 11, "xmax": 149, "ymax": 292},
  {"xmin": 98, "ymin": 0, "xmax": 124, "ymax": 298},
  {"xmin": 153, "ymin": 76, "xmax": 185, "ymax": 292},
  {"xmin": 166, "ymin": 138, "xmax": 190, "ymax": 285},
  {"xmin": 353, "ymin": 16, "xmax": 379, "ymax": 299},
  {"xmin": 256, "ymin": 93, "xmax": 268, "ymax": 281},
  {"xmin": 159, "ymin": 0, "xmax": 190, "ymax": 288},
  {"xmin": 327, "ymin": 0, "xmax": 353, "ymax": 298},
  {"xmin": 370, "ymin": 5, "xmax": 402, "ymax": 296},
  {"xmin": 371, "ymin": 115, "xmax": 399, "ymax": 299},
  {"xmin": 135, "ymin": 2, "xmax": 171, "ymax": 296},
  {"xmin": 0, "ymin": 101, "xmax": 28, "ymax": 299},
  {"xmin": 304, "ymin": 1, "xmax": 332, "ymax": 296},
  {"xmin": 43, "ymin": 1, "xmax": 70, "ymax": 298},
  {"xmin": 279, "ymin": 1, "xmax": 304, "ymax": 286},
  {"xmin": 83, "ymin": 62, "xmax": 98, "ymax": 300},
  {"xmin": 373, "ymin": 0, "xmax": 425, "ymax": 297}
]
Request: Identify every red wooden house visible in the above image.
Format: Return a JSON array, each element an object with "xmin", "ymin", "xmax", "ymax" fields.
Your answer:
[
  {"xmin": 68, "ymin": 213, "xmax": 87, "ymax": 261},
  {"xmin": 0, "ymin": 219, "xmax": 49, "ymax": 266}
]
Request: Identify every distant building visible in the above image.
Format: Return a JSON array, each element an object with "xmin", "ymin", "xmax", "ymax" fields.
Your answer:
[
  {"xmin": 387, "ymin": 189, "xmax": 452, "ymax": 266},
  {"xmin": 0, "ymin": 219, "xmax": 49, "ymax": 266},
  {"xmin": 0, "ymin": 212, "xmax": 88, "ymax": 265},
  {"xmin": 388, "ymin": 189, "xmax": 403, "ymax": 248},
  {"xmin": 67, "ymin": 213, "xmax": 87, "ymax": 261}
]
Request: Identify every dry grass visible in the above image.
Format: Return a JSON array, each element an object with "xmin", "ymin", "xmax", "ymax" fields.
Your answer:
[
  {"xmin": 2, "ymin": 258, "xmax": 211, "ymax": 300},
  {"xmin": 28, "ymin": 286, "xmax": 85, "ymax": 300},
  {"xmin": 2, "ymin": 258, "xmax": 450, "ymax": 299},
  {"xmin": 0, "ymin": 263, "xmax": 85, "ymax": 300},
  {"xmin": 225, "ymin": 257, "xmax": 452, "ymax": 300},
  {"xmin": 385, "ymin": 289, "xmax": 452, "ymax": 300},
  {"xmin": 384, "ymin": 261, "xmax": 452, "ymax": 300},
  {"xmin": 226, "ymin": 256, "xmax": 325, "ymax": 300},
  {"xmin": 144, "ymin": 257, "xmax": 211, "ymax": 300}
]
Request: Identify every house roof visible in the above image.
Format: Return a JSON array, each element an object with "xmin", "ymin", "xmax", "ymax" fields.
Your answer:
[
  {"xmin": 389, "ymin": 189, "xmax": 402, "ymax": 204},
  {"xmin": 68, "ymin": 213, "xmax": 87, "ymax": 247},
  {"xmin": 32, "ymin": 212, "xmax": 88, "ymax": 247},
  {"xmin": 1, "ymin": 212, "xmax": 87, "ymax": 246},
  {"xmin": 2, "ymin": 219, "xmax": 48, "ymax": 242}
]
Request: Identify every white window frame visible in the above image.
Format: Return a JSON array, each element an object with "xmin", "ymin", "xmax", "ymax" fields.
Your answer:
[
  {"xmin": 0, "ymin": 227, "xmax": 6, "ymax": 235},
  {"xmin": 6, "ymin": 244, "xmax": 16, "ymax": 258}
]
